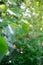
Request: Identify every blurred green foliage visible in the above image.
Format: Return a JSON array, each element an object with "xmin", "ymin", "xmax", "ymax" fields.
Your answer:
[{"xmin": 0, "ymin": 0, "xmax": 43, "ymax": 65}]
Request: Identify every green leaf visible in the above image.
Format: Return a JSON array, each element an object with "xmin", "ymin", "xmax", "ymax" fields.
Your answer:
[
  {"xmin": 0, "ymin": 36, "xmax": 8, "ymax": 62},
  {"xmin": 22, "ymin": 23, "xmax": 29, "ymax": 33}
]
